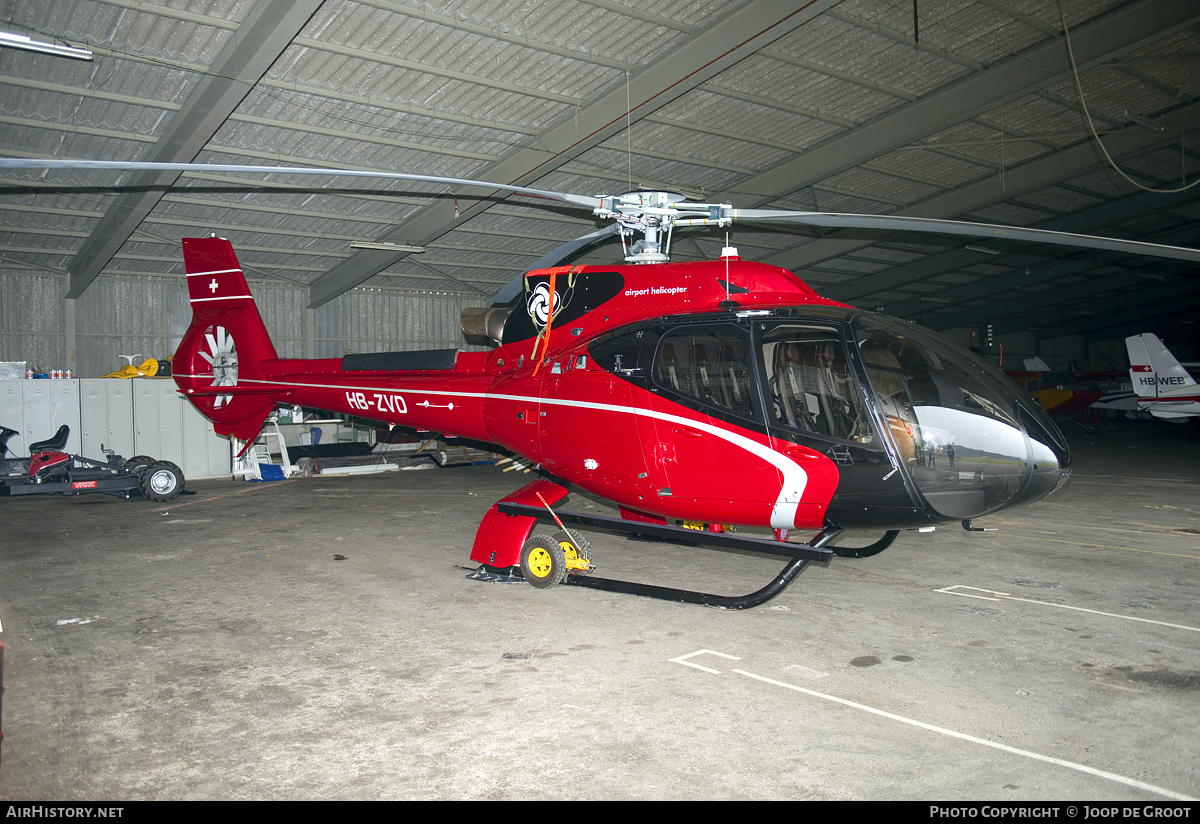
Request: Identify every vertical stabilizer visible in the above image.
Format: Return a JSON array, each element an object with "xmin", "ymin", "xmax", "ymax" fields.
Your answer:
[
  {"xmin": 1127, "ymin": 333, "xmax": 1196, "ymax": 399},
  {"xmin": 173, "ymin": 237, "xmax": 281, "ymax": 442}
]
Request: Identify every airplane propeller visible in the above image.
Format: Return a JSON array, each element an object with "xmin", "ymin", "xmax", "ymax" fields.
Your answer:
[{"xmin": 4, "ymin": 157, "xmax": 1199, "ymax": 269}]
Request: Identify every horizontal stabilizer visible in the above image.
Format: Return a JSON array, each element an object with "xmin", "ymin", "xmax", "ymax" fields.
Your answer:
[{"xmin": 182, "ymin": 386, "xmax": 279, "ymax": 397}]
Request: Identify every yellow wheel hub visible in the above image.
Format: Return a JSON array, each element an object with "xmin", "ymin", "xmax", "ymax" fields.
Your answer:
[
  {"xmin": 560, "ymin": 540, "xmax": 590, "ymax": 572},
  {"xmin": 527, "ymin": 546, "xmax": 554, "ymax": 579}
]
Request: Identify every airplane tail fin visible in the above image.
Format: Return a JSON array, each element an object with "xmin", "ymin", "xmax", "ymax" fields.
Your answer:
[
  {"xmin": 173, "ymin": 237, "xmax": 281, "ymax": 442},
  {"xmin": 1126, "ymin": 333, "xmax": 1196, "ymax": 399}
]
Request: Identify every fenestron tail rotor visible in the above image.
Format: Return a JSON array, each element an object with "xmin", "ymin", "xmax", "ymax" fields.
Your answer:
[{"xmin": 199, "ymin": 325, "xmax": 238, "ymax": 409}]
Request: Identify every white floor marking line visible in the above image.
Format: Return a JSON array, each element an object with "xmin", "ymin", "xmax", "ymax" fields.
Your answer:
[
  {"xmin": 669, "ymin": 649, "xmax": 740, "ymax": 674},
  {"xmin": 936, "ymin": 585, "xmax": 1200, "ymax": 633},
  {"xmin": 731, "ymin": 668, "xmax": 1196, "ymax": 802}
]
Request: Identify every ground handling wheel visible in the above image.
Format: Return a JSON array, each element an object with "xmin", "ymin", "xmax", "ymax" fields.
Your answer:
[
  {"xmin": 551, "ymin": 530, "xmax": 592, "ymax": 575},
  {"xmin": 520, "ymin": 534, "xmax": 567, "ymax": 589},
  {"xmin": 141, "ymin": 460, "xmax": 184, "ymax": 502}
]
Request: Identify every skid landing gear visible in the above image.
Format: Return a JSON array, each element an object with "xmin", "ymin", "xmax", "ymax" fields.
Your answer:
[
  {"xmin": 498, "ymin": 501, "xmax": 842, "ymax": 609},
  {"xmin": 830, "ymin": 530, "xmax": 900, "ymax": 558}
]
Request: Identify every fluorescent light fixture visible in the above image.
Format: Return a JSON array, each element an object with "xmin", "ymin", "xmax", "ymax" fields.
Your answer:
[
  {"xmin": 919, "ymin": 296, "xmax": 951, "ymax": 304},
  {"xmin": 964, "ymin": 244, "xmax": 1000, "ymax": 255},
  {"xmin": 1123, "ymin": 110, "xmax": 1163, "ymax": 132},
  {"xmin": 0, "ymin": 30, "xmax": 92, "ymax": 60},
  {"xmin": 350, "ymin": 241, "xmax": 424, "ymax": 253}
]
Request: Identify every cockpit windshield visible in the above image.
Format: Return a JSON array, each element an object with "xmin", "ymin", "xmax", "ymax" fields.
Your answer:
[
  {"xmin": 596, "ymin": 308, "xmax": 1070, "ymax": 526},
  {"xmin": 854, "ymin": 314, "xmax": 1068, "ymax": 519}
]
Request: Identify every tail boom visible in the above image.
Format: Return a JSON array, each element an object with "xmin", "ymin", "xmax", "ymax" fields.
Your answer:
[{"xmin": 174, "ymin": 237, "xmax": 493, "ymax": 443}]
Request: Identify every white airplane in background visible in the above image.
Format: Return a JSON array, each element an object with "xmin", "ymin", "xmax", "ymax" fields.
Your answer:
[{"xmin": 1126, "ymin": 333, "xmax": 1200, "ymax": 421}]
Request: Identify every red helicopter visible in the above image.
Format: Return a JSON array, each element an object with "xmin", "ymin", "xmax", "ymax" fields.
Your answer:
[{"xmin": 7, "ymin": 159, "xmax": 1200, "ymax": 608}]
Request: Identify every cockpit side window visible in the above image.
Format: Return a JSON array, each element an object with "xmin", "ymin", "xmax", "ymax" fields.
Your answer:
[
  {"xmin": 653, "ymin": 327, "xmax": 756, "ymax": 419},
  {"xmin": 762, "ymin": 326, "xmax": 868, "ymax": 442}
]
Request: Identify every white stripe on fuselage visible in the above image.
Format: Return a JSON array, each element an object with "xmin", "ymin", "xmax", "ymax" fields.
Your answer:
[{"xmin": 179, "ymin": 374, "xmax": 810, "ymax": 528}]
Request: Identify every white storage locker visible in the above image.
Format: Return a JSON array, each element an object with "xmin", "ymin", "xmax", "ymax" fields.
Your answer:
[
  {"xmin": 20, "ymin": 379, "xmax": 82, "ymax": 455},
  {"xmin": 79, "ymin": 379, "xmax": 135, "ymax": 462},
  {"xmin": 134, "ymin": 378, "xmax": 231, "ymax": 479},
  {"xmin": 2, "ymin": 378, "xmax": 232, "ymax": 479},
  {"xmin": 133, "ymin": 379, "xmax": 183, "ymax": 462}
]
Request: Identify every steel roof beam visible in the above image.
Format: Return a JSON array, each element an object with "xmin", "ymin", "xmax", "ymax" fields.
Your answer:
[
  {"xmin": 802, "ymin": 100, "xmax": 1200, "ymax": 298},
  {"xmin": 63, "ymin": 0, "xmax": 324, "ymax": 299},
  {"xmin": 725, "ymin": 0, "xmax": 1200, "ymax": 217},
  {"xmin": 883, "ymin": 188, "xmax": 1200, "ymax": 316},
  {"xmin": 307, "ymin": 0, "xmax": 841, "ymax": 308}
]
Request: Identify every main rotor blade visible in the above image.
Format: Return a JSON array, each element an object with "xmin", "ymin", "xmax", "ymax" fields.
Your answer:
[
  {"xmin": 704, "ymin": 209, "xmax": 1200, "ymax": 263},
  {"xmin": 0, "ymin": 158, "xmax": 602, "ymax": 210},
  {"xmin": 8, "ymin": 157, "xmax": 1197, "ymax": 264}
]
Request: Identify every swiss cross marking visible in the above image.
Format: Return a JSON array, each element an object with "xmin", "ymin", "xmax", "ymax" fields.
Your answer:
[{"xmin": 209, "ymin": 278, "xmax": 219, "ymax": 293}]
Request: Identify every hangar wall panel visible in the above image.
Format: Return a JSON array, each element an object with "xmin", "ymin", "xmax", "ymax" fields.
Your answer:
[
  {"xmin": 75, "ymin": 275, "xmax": 192, "ymax": 379},
  {"xmin": 252, "ymin": 282, "xmax": 307, "ymax": 360},
  {"xmin": 0, "ymin": 273, "xmax": 66, "ymax": 374},
  {"xmin": 313, "ymin": 289, "xmax": 488, "ymax": 359},
  {"xmin": 3, "ymin": 270, "xmax": 486, "ymax": 376}
]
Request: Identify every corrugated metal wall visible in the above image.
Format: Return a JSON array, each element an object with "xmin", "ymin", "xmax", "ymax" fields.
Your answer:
[
  {"xmin": 313, "ymin": 287, "xmax": 487, "ymax": 359},
  {"xmin": 0, "ymin": 272, "xmax": 65, "ymax": 372},
  {"xmin": 0, "ymin": 271, "xmax": 490, "ymax": 377},
  {"xmin": 75, "ymin": 275, "xmax": 192, "ymax": 378}
]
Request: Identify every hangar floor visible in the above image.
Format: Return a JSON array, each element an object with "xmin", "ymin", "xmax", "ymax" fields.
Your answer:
[{"xmin": 1, "ymin": 418, "xmax": 1197, "ymax": 801}]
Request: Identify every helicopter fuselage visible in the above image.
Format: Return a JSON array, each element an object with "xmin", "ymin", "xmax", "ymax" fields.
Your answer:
[{"xmin": 174, "ymin": 239, "xmax": 1072, "ymax": 551}]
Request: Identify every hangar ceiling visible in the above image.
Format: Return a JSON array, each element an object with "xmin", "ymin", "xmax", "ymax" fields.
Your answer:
[{"xmin": 1, "ymin": 0, "xmax": 1198, "ymax": 348}]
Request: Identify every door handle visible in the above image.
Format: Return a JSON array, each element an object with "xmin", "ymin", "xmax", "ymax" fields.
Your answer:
[{"xmin": 672, "ymin": 427, "xmax": 703, "ymax": 439}]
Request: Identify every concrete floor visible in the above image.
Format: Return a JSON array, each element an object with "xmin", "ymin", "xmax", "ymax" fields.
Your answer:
[{"xmin": 0, "ymin": 418, "xmax": 1197, "ymax": 800}]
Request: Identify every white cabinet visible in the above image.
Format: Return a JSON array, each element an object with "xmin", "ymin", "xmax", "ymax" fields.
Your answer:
[
  {"xmin": 0, "ymin": 378, "xmax": 231, "ymax": 479},
  {"xmin": 132, "ymin": 379, "xmax": 231, "ymax": 479},
  {"xmin": 79, "ymin": 379, "xmax": 135, "ymax": 461},
  {"xmin": 0, "ymin": 379, "xmax": 81, "ymax": 456}
]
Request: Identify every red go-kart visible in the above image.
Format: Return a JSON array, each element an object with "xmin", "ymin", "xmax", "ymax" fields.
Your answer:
[{"xmin": 0, "ymin": 424, "xmax": 185, "ymax": 502}]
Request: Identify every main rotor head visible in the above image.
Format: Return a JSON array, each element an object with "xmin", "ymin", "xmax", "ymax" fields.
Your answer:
[{"xmin": 593, "ymin": 191, "xmax": 732, "ymax": 264}]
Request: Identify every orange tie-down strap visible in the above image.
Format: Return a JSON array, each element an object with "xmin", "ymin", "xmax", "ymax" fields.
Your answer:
[{"xmin": 530, "ymin": 265, "xmax": 576, "ymax": 376}]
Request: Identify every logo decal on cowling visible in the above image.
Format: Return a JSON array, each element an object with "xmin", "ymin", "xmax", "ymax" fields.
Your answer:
[
  {"xmin": 526, "ymin": 281, "xmax": 560, "ymax": 326},
  {"xmin": 524, "ymin": 269, "xmax": 578, "ymax": 334}
]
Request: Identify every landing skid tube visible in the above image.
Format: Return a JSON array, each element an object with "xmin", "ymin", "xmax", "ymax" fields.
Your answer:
[
  {"xmin": 830, "ymin": 529, "xmax": 900, "ymax": 558},
  {"xmin": 497, "ymin": 501, "xmax": 842, "ymax": 609},
  {"xmin": 563, "ymin": 556, "xmax": 812, "ymax": 609}
]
